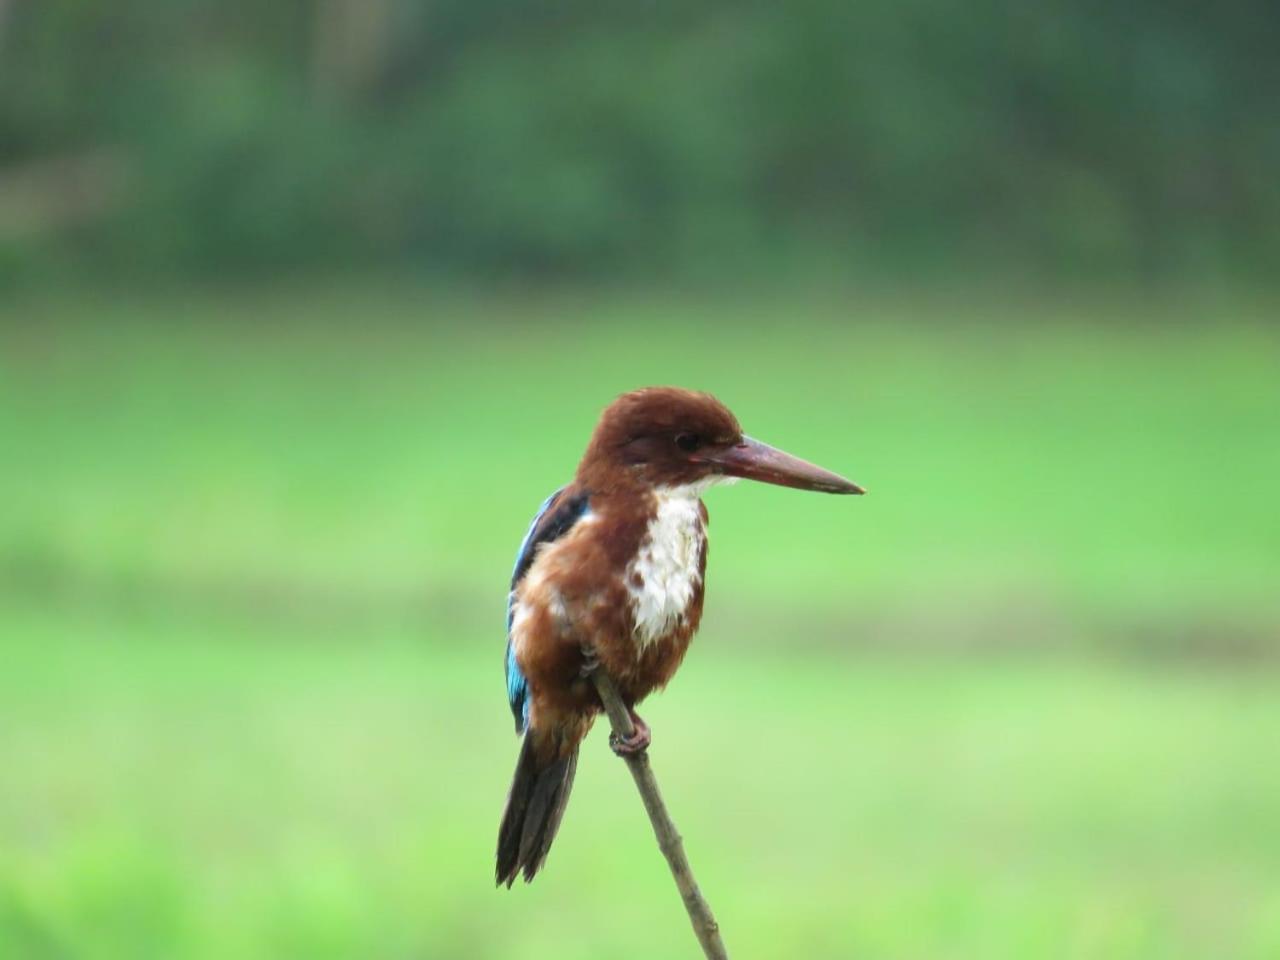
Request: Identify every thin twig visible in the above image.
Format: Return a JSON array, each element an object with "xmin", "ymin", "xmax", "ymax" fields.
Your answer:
[{"xmin": 590, "ymin": 669, "xmax": 730, "ymax": 960}]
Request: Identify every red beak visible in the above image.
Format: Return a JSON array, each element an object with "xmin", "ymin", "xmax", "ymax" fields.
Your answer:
[{"xmin": 699, "ymin": 436, "xmax": 864, "ymax": 495}]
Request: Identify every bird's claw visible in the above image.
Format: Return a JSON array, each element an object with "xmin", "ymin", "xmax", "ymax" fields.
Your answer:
[
  {"xmin": 609, "ymin": 712, "xmax": 651, "ymax": 756},
  {"xmin": 579, "ymin": 646, "xmax": 600, "ymax": 679}
]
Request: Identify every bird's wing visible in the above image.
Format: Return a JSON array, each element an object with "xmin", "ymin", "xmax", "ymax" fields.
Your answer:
[{"xmin": 505, "ymin": 485, "xmax": 591, "ymax": 734}]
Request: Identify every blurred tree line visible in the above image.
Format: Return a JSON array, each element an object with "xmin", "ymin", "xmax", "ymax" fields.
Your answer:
[{"xmin": 0, "ymin": 0, "xmax": 1276, "ymax": 285}]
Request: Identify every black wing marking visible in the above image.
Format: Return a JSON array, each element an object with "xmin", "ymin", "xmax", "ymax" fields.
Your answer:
[{"xmin": 505, "ymin": 486, "xmax": 591, "ymax": 734}]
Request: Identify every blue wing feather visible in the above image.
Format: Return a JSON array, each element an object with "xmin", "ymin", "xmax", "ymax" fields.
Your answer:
[{"xmin": 504, "ymin": 486, "xmax": 590, "ymax": 734}]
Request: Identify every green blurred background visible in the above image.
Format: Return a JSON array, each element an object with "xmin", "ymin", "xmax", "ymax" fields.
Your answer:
[{"xmin": 2, "ymin": 3, "xmax": 1279, "ymax": 959}]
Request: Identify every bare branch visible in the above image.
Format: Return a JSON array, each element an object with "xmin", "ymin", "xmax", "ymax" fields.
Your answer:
[{"xmin": 590, "ymin": 669, "xmax": 730, "ymax": 960}]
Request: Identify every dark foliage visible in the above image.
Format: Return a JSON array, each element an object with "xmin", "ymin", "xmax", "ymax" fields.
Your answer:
[{"xmin": 2, "ymin": 0, "xmax": 1277, "ymax": 283}]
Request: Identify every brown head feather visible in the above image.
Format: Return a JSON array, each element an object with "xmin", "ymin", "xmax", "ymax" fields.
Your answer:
[{"xmin": 576, "ymin": 387, "xmax": 742, "ymax": 492}]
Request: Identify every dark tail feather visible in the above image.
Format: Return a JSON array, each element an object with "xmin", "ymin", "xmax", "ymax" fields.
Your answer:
[{"xmin": 496, "ymin": 732, "xmax": 578, "ymax": 887}]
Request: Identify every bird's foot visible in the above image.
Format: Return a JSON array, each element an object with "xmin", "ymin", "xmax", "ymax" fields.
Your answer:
[
  {"xmin": 609, "ymin": 711, "xmax": 651, "ymax": 757},
  {"xmin": 578, "ymin": 646, "xmax": 600, "ymax": 679}
]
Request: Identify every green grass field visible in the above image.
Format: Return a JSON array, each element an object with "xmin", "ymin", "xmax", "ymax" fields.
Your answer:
[{"xmin": 2, "ymin": 287, "xmax": 1279, "ymax": 958}]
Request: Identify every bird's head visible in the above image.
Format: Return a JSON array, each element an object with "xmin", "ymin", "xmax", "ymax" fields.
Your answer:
[{"xmin": 576, "ymin": 387, "xmax": 864, "ymax": 495}]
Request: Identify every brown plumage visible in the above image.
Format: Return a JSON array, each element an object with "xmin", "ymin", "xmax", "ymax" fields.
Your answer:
[{"xmin": 496, "ymin": 387, "xmax": 862, "ymax": 886}]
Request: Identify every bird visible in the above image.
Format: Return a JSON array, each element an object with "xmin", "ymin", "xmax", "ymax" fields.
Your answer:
[{"xmin": 496, "ymin": 386, "xmax": 862, "ymax": 887}]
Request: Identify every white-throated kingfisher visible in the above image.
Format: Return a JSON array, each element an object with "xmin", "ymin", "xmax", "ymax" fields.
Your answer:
[{"xmin": 497, "ymin": 387, "xmax": 862, "ymax": 886}]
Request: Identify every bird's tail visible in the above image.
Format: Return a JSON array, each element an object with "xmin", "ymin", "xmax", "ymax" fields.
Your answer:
[{"xmin": 496, "ymin": 729, "xmax": 579, "ymax": 886}]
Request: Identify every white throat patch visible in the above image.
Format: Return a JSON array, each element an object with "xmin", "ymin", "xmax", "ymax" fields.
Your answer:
[{"xmin": 625, "ymin": 480, "xmax": 727, "ymax": 648}]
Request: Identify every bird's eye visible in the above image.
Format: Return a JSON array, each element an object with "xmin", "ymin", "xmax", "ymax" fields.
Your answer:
[{"xmin": 675, "ymin": 432, "xmax": 702, "ymax": 453}]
